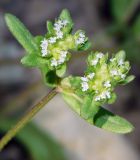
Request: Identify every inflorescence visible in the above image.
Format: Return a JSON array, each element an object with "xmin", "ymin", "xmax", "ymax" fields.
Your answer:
[
  {"xmin": 39, "ymin": 14, "xmax": 89, "ymax": 70},
  {"xmin": 80, "ymin": 51, "xmax": 133, "ymax": 104}
]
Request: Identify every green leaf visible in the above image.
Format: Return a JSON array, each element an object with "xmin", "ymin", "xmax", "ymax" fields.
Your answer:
[
  {"xmin": 70, "ymin": 76, "xmax": 81, "ymax": 88},
  {"xmin": 108, "ymin": 93, "xmax": 117, "ymax": 104},
  {"xmin": 47, "ymin": 21, "xmax": 54, "ymax": 35},
  {"xmin": 62, "ymin": 90, "xmax": 134, "ymax": 133},
  {"xmin": 121, "ymin": 75, "xmax": 135, "ymax": 85},
  {"xmin": 111, "ymin": 0, "xmax": 139, "ymax": 23},
  {"xmin": 79, "ymin": 41, "xmax": 91, "ymax": 51},
  {"xmin": 115, "ymin": 50, "xmax": 126, "ymax": 61},
  {"xmin": 44, "ymin": 70, "xmax": 60, "ymax": 87},
  {"xmin": 34, "ymin": 35, "xmax": 43, "ymax": 46},
  {"xmin": 21, "ymin": 54, "xmax": 47, "ymax": 67},
  {"xmin": 93, "ymin": 107, "xmax": 134, "ymax": 133},
  {"xmin": 81, "ymin": 96, "xmax": 100, "ymax": 120},
  {"xmin": 62, "ymin": 93, "xmax": 81, "ymax": 114},
  {"xmin": 56, "ymin": 63, "xmax": 66, "ymax": 77},
  {"xmin": 5, "ymin": 13, "xmax": 38, "ymax": 54}
]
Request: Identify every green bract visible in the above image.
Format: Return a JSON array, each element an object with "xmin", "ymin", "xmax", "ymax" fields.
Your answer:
[{"xmin": 5, "ymin": 9, "xmax": 135, "ymax": 134}]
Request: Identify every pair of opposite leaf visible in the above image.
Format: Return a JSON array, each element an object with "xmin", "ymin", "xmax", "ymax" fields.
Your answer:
[{"xmin": 5, "ymin": 9, "xmax": 135, "ymax": 134}]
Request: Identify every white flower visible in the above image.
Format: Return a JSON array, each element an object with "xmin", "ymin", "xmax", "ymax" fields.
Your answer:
[
  {"xmin": 79, "ymin": 33, "xmax": 85, "ymax": 38},
  {"xmin": 91, "ymin": 59, "xmax": 98, "ymax": 66},
  {"xmin": 54, "ymin": 22, "xmax": 62, "ymax": 32},
  {"xmin": 60, "ymin": 51, "xmax": 68, "ymax": 58},
  {"xmin": 118, "ymin": 59, "xmax": 124, "ymax": 66},
  {"xmin": 41, "ymin": 49, "xmax": 48, "ymax": 57},
  {"xmin": 105, "ymin": 91, "xmax": 111, "ymax": 99},
  {"xmin": 41, "ymin": 39, "xmax": 48, "ymax": 48},
  {"xmin": 96, "ymin": 53, "xmax": 104, "ymax": 59},
  {"xmin": 100, "ymin": 92, "xmax": 106, "ymax": 99},
  {"xmin": 76, "ymin": 37, "xmax": 85, "ymax": 44},
  {"xmin": 95, "ymin": 96, "xmax": 101, "ymax": 101},
  {"xmin": 87, "ymin": 73, "xmax": 95, "ymax": 79},
  {"xmin": 40, "ymin": 39, "xmax": 49, "ymax": 57},
  {"xmin": 61, "ymin": 20, "xmax": 68, "ymax": 26},
  {"xmin": 110, "ymin": 70, "xmax": 118, "ymax": 76},
  {"xmin": 58, "ymin": 57, "xmax": 65, "ymax": 64},
  {"xmin": 76, "ymin": 33, "xmax": 86, "ymax": 45},
  {"xmin": 120, "ymin": 74, "xmax": 126, "ymax": 79},
  {"xmin": 104, "ymin": 81, "xmax": 111, "ymax": 88},
  {"xmin": 81, "ymin": 82, "xmax": 89, "ymax": 91},
  {"xmin": 56, "ymin": 31, "xmax": 63, "ymax": 39},
  {"xmin": 81, "ymin": 76, "xmax": 88, "ymax": 82},
  {"xmin": 100, "ymin": 91, "xmax": 111, "ymax": 100},
  {"xmin": 48, "ymin": 37, "xmax": 57, "ymax": 44},
  {"xmin": 51, "ymin": 59, "xmax": 58, "ymax": 67}
]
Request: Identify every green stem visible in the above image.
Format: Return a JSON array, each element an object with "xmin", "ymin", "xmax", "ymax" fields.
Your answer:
[{"xmin": 0, "ymin": 88, "xmax": 57, "ymax": 151}]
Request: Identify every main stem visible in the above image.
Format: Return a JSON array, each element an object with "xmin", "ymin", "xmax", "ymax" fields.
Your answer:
[{"xmin": 0, "ymin": 88, "xmax": 57, "ymax": 151}]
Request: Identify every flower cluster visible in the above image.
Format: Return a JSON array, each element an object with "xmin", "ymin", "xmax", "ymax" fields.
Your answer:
[
  {"xmin": 80, "ymin": 51, "xmax": 134, "ymax": 104},
  {"xmin": 39, "ymin": 12, "xmax": 89, "ymax": 70}
]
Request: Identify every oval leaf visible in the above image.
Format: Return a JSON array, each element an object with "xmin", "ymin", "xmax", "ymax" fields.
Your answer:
[
  {"xmin": 62, "ymin": 91, "xmax": 134, "ymax": 134},
  {"xmin": 5, "ymin": 13, "xmax": 38, "ymax": 54}
]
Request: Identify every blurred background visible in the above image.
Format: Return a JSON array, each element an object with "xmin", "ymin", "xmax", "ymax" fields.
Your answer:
[{"xmin": 0, "ymin": 0, "xmax": 140, "ymax": 159}]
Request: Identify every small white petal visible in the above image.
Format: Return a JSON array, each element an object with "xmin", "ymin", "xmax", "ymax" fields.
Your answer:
[
  {"xmin": 51, "ymin": 59, "xmax": 58, "ymax": 67},
  {"xmin": 87, "ymin": 73, "xmax": 95, "ymax": 79},
  {"xmin": 76, "ymin": 37, "xmax": 85, "ymax": 44},
  {"xmin": 79, "ymin": 33, "xmax": 85, "ymax": 38},
  {"xmin": 100, "ymin": 91, "xmax": 111, "ymax": 99},
  {"xmin": 81, "ymin": 76, "xmax": 88, "ymax": 82},
  {"xmin": 95, "ymin": 96, "xmax": 101, "ymax": 101},
  {"xmin": 100, "ymin": 92, "xmax": 106, "ymax": 99},
  {"xmin": 104, "ymin": 81, "xmax": 111, "ymax": 88},
  {"xmin": 56, "ymin": 31, "xmax": 63, "ymax": 39},
  {"xmin": 58, "ymin": 57, "xmax": 65, "ymax": 64},
  {"xmin": 60, "ymin": 51, "xmax": 68, "ymax": 58},
  {"xmin": 41, "ymin": 49, "xmax": 48, "ymax": 57},
  {"xmin": 41, "ymin": 39, "xmax": 48, "ymax": 48},
  {"xmin": 105, "ymin": 91, "xmax": 111, "ymax": 99},
  {"xmin": 48, "ymin": 37, "xmax": 56, "ymax": 44},
  {"xmin": 81, "ymin": 82, "xmax": 89, "ymax": 91},
  {"xmin": 62, "ymin": 20, "xmax": 68, "ymax": 26},
  {"xmin": 54, "ymin": 21, "xmax": 62, "ymax": 31},
  {"xmin": 91, "ymin": 59, "xmax": 98, "ymax": 66},
  {"xmin": 120, "ymin": 74, "xmax": 126, "ymax": 79},
  {"xmin": 110, "ymin": 70, "xmax": 118, "ymax": 76},
  {"xmin": 118, "ymin": 59, "xmax": 124, "ymax": 66},
  {"xmin": 96, "ymin": 53, "xmax": 104, "ymax": 59}
]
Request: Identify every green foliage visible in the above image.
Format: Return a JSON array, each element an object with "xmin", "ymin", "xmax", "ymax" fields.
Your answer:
[
  {"xmin": 62, "ymin": 90, "xmax": 134, "ymax": 134},
  {"xmin": 56, "ymin": 63, "xmax": 67, "ymax": 77},
  {"xmin": 61, "ymin": 75, "xmax": 134, "ymax": 133},
  {"xmin": 5, "ymin": 14, "xmax": 38, "ymax": 54},
  {"xmin": 21, "ymin": 53, "xmax": 47, "ymax": 67}
]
